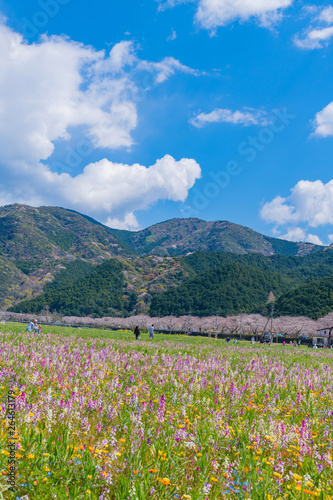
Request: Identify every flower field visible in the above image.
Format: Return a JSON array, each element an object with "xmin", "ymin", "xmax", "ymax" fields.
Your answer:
[{"xmin": 0, "ymin": 325, "xmax": 333, "ymax": 499}]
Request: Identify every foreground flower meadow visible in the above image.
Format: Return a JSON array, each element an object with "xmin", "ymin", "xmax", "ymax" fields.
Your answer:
[{"xmin": 0, "ymin": 326, "xmax": 332, "ymax": 499}]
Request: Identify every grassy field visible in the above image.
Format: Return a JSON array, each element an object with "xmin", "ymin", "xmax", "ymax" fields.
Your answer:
[{"xmin": 0, "ymin": 323, "xmax": 332, "ymax": 499}]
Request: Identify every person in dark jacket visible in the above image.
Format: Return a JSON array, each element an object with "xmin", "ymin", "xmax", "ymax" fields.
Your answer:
[{"xmin": 134, "ymin": 326, "xmax": 140, "ymax": 340}]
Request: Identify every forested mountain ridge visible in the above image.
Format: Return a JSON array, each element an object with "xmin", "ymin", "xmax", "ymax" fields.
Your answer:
[
  {"xmin": 0, "ymin": 204, "xmax": 133, "ymax": 307},
  {"xmin": 275, "ymin": 276, "xmax": 333, "ymax": 319},
  {"xmin": 150, "ymin": 262, "xmax": 294, "ymax": 317},
  {"xmin": 109, "ymin": 218, "xmax": 321, "ymax": 257},
  {"xmin": 1, "ymin": 203, "xmax": 332, "ymax": 318}
]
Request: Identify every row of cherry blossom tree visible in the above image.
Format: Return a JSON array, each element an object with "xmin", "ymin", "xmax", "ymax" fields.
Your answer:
[{"xmin": 2, "ymin": 311, "xmax": 333, "ymax": 338}]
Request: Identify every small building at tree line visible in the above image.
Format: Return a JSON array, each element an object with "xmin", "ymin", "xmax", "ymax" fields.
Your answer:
[{"xmin": 313, "ymin": 327, "xmax": 333, "ymax": 347}]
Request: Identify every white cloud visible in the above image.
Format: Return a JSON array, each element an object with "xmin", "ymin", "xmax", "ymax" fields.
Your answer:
[
  {"xmin": 329, "ymin": 234, "xmax": 333, "ymax": 243},
  {"xmin": 196, "ymin": 0, "xmax": 292, "ymax": 30},
  {"xmin": 261, "ymin": 180, "xmax": 333, "ymax": 228},
  {"xmin": 138, "ymin": 57, "xmax": 198, "ymax": 83},
  {"xmin": 280, "ymin": 227, "xmax": 323, "ymax": 245},
  {"xmin": 313, "ymin": 101, "xmax": 333, "ymax": 137},
  {"xmin": 294, "ymin": 25, "xmax": 333, "ymax": 49},
  {"xmin": 167, "ymin": 29, "xmax": 177, "ymax": 41},
  {"xmin": 260, "ymin": 195, "xmax": 297, "ymax": 225},
  {"xmin": 0, "ymin": 22, "xmax": 201, "ymax": 225},
  {"xmin": 1, "ymin": 155, "xmax": 201, "ymax": 227},
  {"xmin": 307, "ymin": 233, "xmax": 323, "ymax": 245},
  {"xmin": 157, "ymin": 0, "xmax": 293, "ymax": 30},
  {"xmin": 106, "ymin": 213, "xmax": 140, "ymax": 230},
  {"xmin": 280, "ymin": 227, "xmax": 306, "ymax": 242},
  {"xmin": 54, "ymin": 155, "xmax": 201, "ymax": 213},
  {"xmin": 318, "ymin": 6, "xmax": 333, "ymax": 24},
  {"xmin": 190, "ymin": 107, "xmax": 271, "ymax": 127},
  {"xmin": 294, "ymin": 5, "xmax": 333, "ymax": 49}
]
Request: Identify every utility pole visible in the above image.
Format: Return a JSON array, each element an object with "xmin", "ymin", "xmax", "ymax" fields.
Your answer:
[
  {"xmin": 271, "ymin": 304, "xmax": 274, "ymax": 342},
  {"xmin": 170, "ymin": 314, "xmax": 173, "ymax": 335},
  {"xmin": 187, "ymin": 311, "xmax": 191, "ymax": 336},
  {"xmin": 215, "ymin": 311, "xmax": 218, "ymax": 332},
  {"xmin": 240, "ymin": 310, "xmax": 243, "ymax": 341}
]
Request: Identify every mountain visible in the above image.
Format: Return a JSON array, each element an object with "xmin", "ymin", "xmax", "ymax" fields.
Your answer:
[
  {"xmin": 109, "ymin": 218, "xmax": 321, "ymax": 257},
  {"xmin": 0, "ymin": 204, "xmax": 133, "ymax": 308},
  {"xmin": 0, "ymin": 203, "xmax": 330, "ymax": 318}
]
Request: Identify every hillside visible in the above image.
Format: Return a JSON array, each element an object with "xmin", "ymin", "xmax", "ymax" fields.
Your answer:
[
  {"xmin": 0, "ymin": 204, "xmax": 134, "ymax": 308},
  {"xmin": 10, "ymin": 259, "xmax": 130, "ymax": 317},
  {"xmin": 275, "ymin": 276, "xmax": 333, "ymax": 319},
  {"xmin": 149, "ymin": 263, "xmax": 294, "ymax": 317},
  {"xmin": 110, "ymin": 218, "xmax": 321, "ymax": 257},
  {"xmin": 179, "ymin": 247, "xmax": 333, "ymax": 285}
]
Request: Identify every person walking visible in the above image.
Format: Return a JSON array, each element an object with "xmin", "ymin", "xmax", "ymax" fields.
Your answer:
[
  {"xmin": 148, "ymin": 324, "xmax": 154, "ymax": 340},
  {"xmin": 134, "ymin": 326, "xmax": 140, "ymax": 340}
]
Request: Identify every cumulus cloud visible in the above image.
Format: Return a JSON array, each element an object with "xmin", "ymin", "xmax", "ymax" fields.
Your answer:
[
  {"xmin": 157, "ymin": 0, "xmax": 293, "ymax": 30},
  {"xmin": 280, "ymin": 227, "xmax": 323, "ymax": 245},
  {"xmin": 260, "ymin": 179, "xmax": 333, "ymax": 245},
  {"xmin": 1, "ymin": 155, "xmax": 201, "ymax": 230},
  {"xmin": 261, "ymin": 180, "xmax": 333, "ymax": 228},
  {"xmin": 294, "ymin": 5, "xmax": 333, "ymax": 49},
  {"xmin": 313, "ymin": 101, "xmax": 333, "ymax": 137},
  {"xmin": 190, "ymin": 107, "xmax": 271, "ymax": 128},
  {"xmin": 0, "ymin": 22, "xmax": 201, "ymax": 226},
  {"xmin": 106, "ymin": 213, "xmax": 140, "ymax": 231},
  {"xmin": 318, "ymin": 5, "xmax": 333, "ymax": 23}
]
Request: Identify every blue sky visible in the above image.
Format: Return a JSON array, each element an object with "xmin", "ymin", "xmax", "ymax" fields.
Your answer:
[{"xmin": 0, "ymin": 0, "xmax": 333, "ymax": 244}]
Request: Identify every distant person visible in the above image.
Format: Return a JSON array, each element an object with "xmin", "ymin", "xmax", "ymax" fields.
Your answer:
[
  {"xmin": 148, "ymin": 324, "xmax": 154, "ymax": 340},
  {"xmin": 33, "ymin": 321, "xmax": 38, "ymax": 333},
  {"xmin": 134, "ymin": 326, "xmax": 140, "ymax": 340},
  {"xmin": 38, "ymin": 326, "xmax": 42, "ymax": 334},
  {"xmin": 226, "ymin": 337, "xmax": 230, "ymax": 343},
  {"xmin": 26, "ymin": 321, "xmax": 34, "ymax": 332},
  {"xmin": 251, "ymin": 337, "xmax": 255, "ymax": 345}
]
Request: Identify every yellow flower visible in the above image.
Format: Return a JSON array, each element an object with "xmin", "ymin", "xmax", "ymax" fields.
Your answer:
[
  {"xmin": 27, "ymin": 453, "xmax": 35, "ymax": 459},
  {"xmin": 183, "ymin": 496, "xmax": 191, "ymax": 499},
  {"xmin": 274, "ymin": 472, "xmax": 282, "ymax": 479},
  {"xmin": 160, "ymin": 478, "xmax": 170, "ymax": 485},
  {"xmin": 86, "ymin": 490, "xmax": 91, "ymax": 495},
  {"xmin": 197, "ymin": 453, "xmax": 202, "ymax": 457},
  {"xmin": 29, "ymin": 412, "xmax": 34, "ymax": 417},
  {"xmin": 210, "ymin": 476, "xmax": 218, "ymax": 483},
  {"xmin": 87, "ymin": 475, "xmax": 93, "ymax": 479},
  {"xmin": 43, "ymin": 477, "xmax": 48, "ymax": 482}
]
